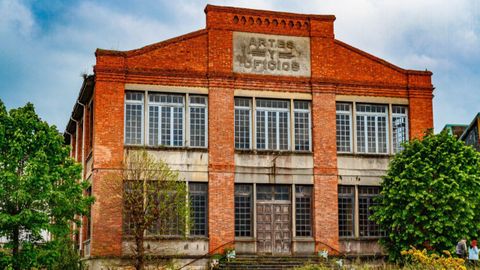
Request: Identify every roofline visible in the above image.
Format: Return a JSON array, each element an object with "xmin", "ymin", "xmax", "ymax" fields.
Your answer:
[
  {"xmin": 459, "ymin": 112, "xmax": 480, "ymax": 140},
  {"xmin": 96, "ymin": 29, "xmax": 207, "ymax": 57},
  {"xmin": 64, "ymin": 75, "xmax": 95, "ymax": 138},
  {"xmin": 204, "ymin": 4, "xmax": 336, "ymax": 21},
  {"xmin": 334, "ymin": 39, "xmax": 432, "ymax": 76}
]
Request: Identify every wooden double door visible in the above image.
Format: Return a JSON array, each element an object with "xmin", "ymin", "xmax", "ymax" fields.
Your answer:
[{"xmin": 256, "ymin": 185, "xmax": 292, "ymax": 254}]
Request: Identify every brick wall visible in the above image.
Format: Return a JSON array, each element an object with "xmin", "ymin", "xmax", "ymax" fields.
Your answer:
[{"xmin": 77, "ymin": 4, "xmax": 435, "ymax": 257}]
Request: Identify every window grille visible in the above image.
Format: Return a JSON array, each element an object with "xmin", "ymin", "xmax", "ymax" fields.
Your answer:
[
  {"xmin": 356, "ymin": 104, "xmax": 389, "ymax": 154},
  {"xmin": 125, "ymin": 92, "xmax": 144, "ymax": 145},
  {"xmin": 256, "ymin": 99, "xmax": 290, "ymax": 150},
  {"xmin": 338, "ymin": 185, "xmax": 355, "ymax": 238},
  {"xmin": 358, "ymin": 186, "xmax": 383, "ymax": 237},
  {"xmin": 234, "ymin": 98, "xmax": 251, "ymax": 149},
  {"xmin": 235, "ymin": 184, "xmax": 252, "ymax": 237},
  {"xmin": 392, "ymin": 106, "xmax": 408, "ymax": 153},
  {"xmin": 336, "ymin": 103, "xmax": 352, "ymax": 153},
  {"xmin": 189, "ymin": 183, "xmax": 208, "ymax": 236},
  {"xmin": 148, "ymin": 94, "xmax": 185, "ymax": 147},
  {"xmin": 295, "ymin": 185, "xmax": 312, "ymax": 237},
  {"xmin": 294, "ymin": 101, "xmax": 311, "ymax": 151},
  {"xmin": 189, "ymin": 96, "xmax": 207, "ymax": 147}
]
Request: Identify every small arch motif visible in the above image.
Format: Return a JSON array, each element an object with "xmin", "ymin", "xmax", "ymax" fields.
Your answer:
[{"xmin": 232, "ymin": 15, "xmax": 309, "ymax": 30}]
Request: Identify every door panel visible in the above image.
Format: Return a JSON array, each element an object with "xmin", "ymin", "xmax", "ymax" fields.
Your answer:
[{"xmin": 257, "ymin": 203, "xmax": 291, "ymax": 254}]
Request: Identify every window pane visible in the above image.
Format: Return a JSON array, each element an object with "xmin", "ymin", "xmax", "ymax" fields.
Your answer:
[
  {"xmin": 235, "ymin": 98, "xmax": 251, "ymax": 149},
  {"xmin": 161, "ymin": 107, "xmax": 171, "ymax": 145},
  {"xmin": 336, "ymin": 103, "xmax": 351, "ymax": 152},
  {"xmin": 190, "ymin": 106, "xmax": 206, "ymax": 147},
  {"xmin": 356, "ymin": 115, "xmax": 366, "ymax": 153},
  {"xmin": 295, "ymin": 111, "xmax": 310, "ymax": 151},
  {"xmin": 256, "ymin": 111, "xmax": 266, "ymax": 149},
  {"xmin": 189, "ymin": 183, "xmax": 208, "ymax": 236},
  {"xmin": 173, "ymin": 107, "xmax": 183, "ymax": 146},
  {"xmin": 279, "ymin": 111, "xmax": 289, "ymax": 150},
  {"xmin": 125, "ymin": 102, "xmax": 143, "ymax": 145},
  {"xmin": 378, "ymin": 116, "xmax": 388, "ymax": 153},
  {"xmin": 338, "ymin": 185, "xmax": 355, "ymax": 238},
  {"xmin": 295, "ymin": 185, "xmax": 312, "ymax": 237},
  {"xmin": 235, "ymin": 184, "xmax": 252, "ymax": 237},
  {"xmin": 367, "ymin": 116, "xmax": 376, "ymax": 153},
  {"xmin": 267, "ymin": 111, "xmax": 277, "ymax": 150},
  {"xmin": 149, "ymin": 106, "xmax": 159, "ymax": 146},
  {"xmin": 358, "ymin": 186, "xmax": 383, "ymax": 237},
  {"xmin": 392, "ymin": 106, "xmax": 408, "ymax": 153}
]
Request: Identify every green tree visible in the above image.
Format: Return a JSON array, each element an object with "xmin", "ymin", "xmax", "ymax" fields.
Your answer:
[
  {"xmin": 0, "ymin": 100, "xmax": 93, "ymax": 269},
  {"xmin": 372, "ymin": 131, "xmax": 480, "ymax": 261},
  {"xmin": 122, "ymin": 150, "xmax": 189, "ymax": 270}
]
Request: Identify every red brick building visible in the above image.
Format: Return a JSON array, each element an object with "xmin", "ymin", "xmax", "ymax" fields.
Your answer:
[{"xmin": 64, "ymin": 5, "xmax": 434, "ymax": 269}]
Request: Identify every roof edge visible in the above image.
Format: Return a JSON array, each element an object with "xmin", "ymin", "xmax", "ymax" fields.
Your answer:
[
  {"xmin": 204, "ymin": 4, "xmax": 336, "ymax": 21},
  {"xmin": 96, "ymin": 29, "xmax": 207, "ymax": 58},
  {"xmin": 334, "ymin": 39, "xmax": 432, "ymax": 76}
]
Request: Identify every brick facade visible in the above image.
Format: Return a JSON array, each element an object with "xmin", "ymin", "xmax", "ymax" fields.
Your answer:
[{"xmin": 64, "ymin": 4, "xmax": 434, "ymax": 265}]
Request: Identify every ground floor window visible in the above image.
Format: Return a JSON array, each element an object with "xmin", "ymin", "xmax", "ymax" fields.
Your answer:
[
  {"xmin": 295, "ymin": 185, "xmax": 312, "ymax": 237},
  {"xmin": 123, "ymin": 181, "xmax": 208, "ymax": 237},
  {"xmin": 235, "ymin": 184, "xmax": 253, "ymax": 237},
  {"xmin": 338, "ymin": 185, "xmax": 383, "ymax": 238},
  {"xmin": 189, "ymin": 182, "xmax": 208, "ymax": 236}
]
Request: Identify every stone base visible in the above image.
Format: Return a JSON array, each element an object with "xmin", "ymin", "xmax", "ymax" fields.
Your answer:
[{"xmin": 82, "ymin": 256, "xmax": 209, "ymax": 270}]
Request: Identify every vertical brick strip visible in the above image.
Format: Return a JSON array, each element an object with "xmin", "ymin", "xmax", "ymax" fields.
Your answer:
[
  {"xmin": 91, "ymin": 79, "xmax": 125, "ymax": 256},
  {"xmin": 311, "ymin": 87, "xmax": 339, "ymax": 253},
  {"xmin": 208, "ymin": 78, "xmax": 235, "ymax": 253},
  {"xmin": 408, "ymin": 93, "xmax": 434, "ymax": 139}
]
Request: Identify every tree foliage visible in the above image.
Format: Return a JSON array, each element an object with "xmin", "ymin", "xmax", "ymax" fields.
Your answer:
[
  {"xmin": 0, "ymin": 100, "xmax": 93, "ymax": 269},
  {"xmin": 122, "ymin": 149, "xmax": 189, "ymax": 270},
  {"xmin": 372, "ymin": 131, "xmax": 480, "ymax": 261}
]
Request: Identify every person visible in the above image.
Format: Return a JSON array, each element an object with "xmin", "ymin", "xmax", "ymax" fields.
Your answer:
[
  {"xmin": 469, "ymin": 239, "xmax": 479, "ymax": 267},
  {"xmin": 456, "ymin": 238, "xmax": 468, "ymax": 259}
]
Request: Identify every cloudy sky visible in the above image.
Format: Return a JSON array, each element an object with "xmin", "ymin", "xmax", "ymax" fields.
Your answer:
[{"xmin": 0, "ymin": 0, "xmax": 479, "ymax": 132}]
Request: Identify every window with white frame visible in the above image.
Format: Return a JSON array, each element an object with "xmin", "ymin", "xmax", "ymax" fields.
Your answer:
[
  {"xmin": 125, "ymin": 92, "xmax": 144, "ymax": 145},
  {"xmin": 356, "ymin": 104, "xmax": 389, "ymax": 154},
  {"xmin": 234, "ymin": 98, "xmax": 251, "ymax": 149},
  {"xmin": 256, "ymin": 99, "xmax": 290, "ymax": 150},
  {"xmin": 294, "ymin": 101, "xmax": 311, "ymax": 151},
  {"xmin": 336, "ymin": 103, "xmax": 352, "ymax": 153},
  {"xmin": 143, "ymin": 93, "xmax": 208, "ymax": 148},
  {"xmin": 148, "ymin": 94, "xmax": 184, "ymax": 147},
  {"xmin": 189, "ymin": 96, "xmax": 207, "ymax": 147},
  {"xmin": 392, "ymin": 106, "xmax": 408, "ymax": 153}
]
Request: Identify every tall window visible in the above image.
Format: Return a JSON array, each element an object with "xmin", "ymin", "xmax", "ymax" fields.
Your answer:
[
  {"xmin": 392, "ymin": 106, "xmax": 408, "ymax": 153},
  {"xmin": 189, "ymin": 183, "xmax": 208, "ymax": 236},
  {"xmin": 125, "ymin": 92, "xmax": 144, "ymax": 145},
  {"xmin": 358, "ymin": 186, "xmax": 383, "ymax": 237},
  {"xmin": 295, "ymin": 185, "xmax": 312, "ymax": 237},
  {"xmin": 235, "ymin": 184, "xmax": 253, "ymax": 237},
  {"xmin": 294, "ymin": 101, "xmax": 311, "ymax": 151},
  {"xmin": 338, "ymin": 185, "xmax": 355, "ymax": 238},
  {"xmin": 256, "ymin": 99, "xmax": 290, "ymax": 150},
  {"xmin": 234, "ymin": 98, "xmax": 251, "ymax": 149},
  {"xmin": 148, "ymin": 94, "xmax": 184, "ymax": 147},
  {"xmin": 189, "ymin": 96, "xmax": 207, "ymax": 147},
  {"xmin": 336, "ymin": 103, "xmax": 352, "ymax": 153},
  {"xmin": 356, "ymin": 104, "xmax": 388, "ymax": 154}
]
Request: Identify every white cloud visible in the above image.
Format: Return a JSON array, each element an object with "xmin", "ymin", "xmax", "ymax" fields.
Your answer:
[{"xmin": 0, "ymin": 0, "xmax": 35, "ymax": 37}]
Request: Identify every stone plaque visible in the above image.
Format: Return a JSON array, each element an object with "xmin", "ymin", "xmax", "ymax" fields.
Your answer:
[{"xmin": 233, "ymin": 32, "xmax": 311, "ymax": 77}]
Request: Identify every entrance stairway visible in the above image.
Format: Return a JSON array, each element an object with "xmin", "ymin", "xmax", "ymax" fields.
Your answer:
[{"xmin": 217, "ymin": 255, "xmax": 332, "ymax": 270}]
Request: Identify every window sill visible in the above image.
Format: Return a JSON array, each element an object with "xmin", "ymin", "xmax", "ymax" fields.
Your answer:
[
  {"xmin": 235, "ymin": 149, "xmax": 313, "ymax": 156},
  {"xmin": 293, "ymin": 236, "xmax": 314, "ymax": 242},
  {"xmin": 340, "ymin": 236, "xmax": 384, "ymax": 241},
  {"xmin": 123, "ymin": 235, "xmax": 208, "ymax": 241},
  {"xmin": 337, "ymin": 152, "xmax": 393, "ymax": 158},
  {"xmin": 125, "ymin": 145, "xmax": 208, "ymax": 152}
]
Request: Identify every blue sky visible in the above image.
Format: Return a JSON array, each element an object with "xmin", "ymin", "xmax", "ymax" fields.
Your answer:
[{"xmin": 0, "ymin": 0, "xmax": 479, "ymax": 132}]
